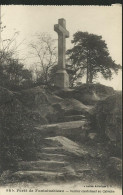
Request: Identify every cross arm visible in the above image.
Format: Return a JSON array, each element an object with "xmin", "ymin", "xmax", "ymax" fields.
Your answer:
[{"xmin": 54, "ymin": 24, "xmax": 69, "ymax": 38}]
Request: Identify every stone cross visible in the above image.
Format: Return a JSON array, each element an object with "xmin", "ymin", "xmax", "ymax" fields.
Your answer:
[{"xmin": 54, "ymin": 18, "xmax": 69, "ymax": 88}]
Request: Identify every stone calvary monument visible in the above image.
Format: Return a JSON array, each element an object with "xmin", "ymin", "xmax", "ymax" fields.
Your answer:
[{"xmin": 54, "ymin": 18, "xmax": 69, "ymax": 88}]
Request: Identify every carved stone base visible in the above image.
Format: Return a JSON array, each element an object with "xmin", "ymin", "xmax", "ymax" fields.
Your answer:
[{"xmin": 55, "ymin": 69, "xmax": 69, "ymax": 88}]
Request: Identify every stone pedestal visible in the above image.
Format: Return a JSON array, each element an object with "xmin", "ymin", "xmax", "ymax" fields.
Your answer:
[{"xmin": 55, "ymin": 69, "xmax": 69, "ymax": 88}]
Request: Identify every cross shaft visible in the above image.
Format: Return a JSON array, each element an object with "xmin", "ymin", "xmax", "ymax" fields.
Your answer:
[
  {"xmin": 54, "ymin": 18, "xmax": 69, "ymax": 88},
  {"xmin": 54, "ymin": 18, "xmax": 69, "ymax": 69}
]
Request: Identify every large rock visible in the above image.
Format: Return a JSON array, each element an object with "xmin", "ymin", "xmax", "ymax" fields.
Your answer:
[
  {"xmin": 49, "ymin": 98, "xmax": 91, "ymax": 123},
  {"xmin": 0, "ymin": 86, "xmax": 14, "ymax": 104},
  {"xmin": 107, "ymin": 157, "xmax": 122, "ymax": 179},
  {"xmin": 54, "ymin": 84, "xmax": 114, "ymax": 105},
  {"xmin": 53, "ymin": 98, "xmax": 90, "ymax": 114},
  {"xmin": 17, "ymin": 86, "xmax": 62, "ymax": 121},
  {"xmin": 18, "ymin": 86, "xmax": 62, "ymax": 105},
  {"xmin": 45, "ymin": 136, "xmax": 88, "ymax": 157},
  {"xmin": 0, "ymin": 97, "xmax": 47, "ymax": 126},
  {"xmin": 91, "ymin": 92, "xmax": 122, "ymax": 153}
]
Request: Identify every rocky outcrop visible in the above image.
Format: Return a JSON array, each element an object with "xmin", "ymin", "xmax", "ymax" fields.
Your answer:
[
  {"xmin": 0, "ymin": 84, "xmax": 121, "ymax": 187},
  {"xmin": 0, "ymin": 86, "xmax": 14, "ymax": 104},
  {"xmin": 54, "ymin": 84, "xmax": 114, "ymax": 105},
  {"xmin": 45, "ymin": 136, "xmax": 88, "ymax": 157},
  {"xmin": 107, "ymin": 157, "xmax": 122, "ymax": 179},
  {"xmin": 49, "ymin": 98, "xmax": 91, "ymax": 123},
  {"xmin": 91, "ymin": 92, "xmax": 122, "ymax": 155},
  {"xmin": 17, "ymin": 86, "xmax": 92, "ymax": 124}
]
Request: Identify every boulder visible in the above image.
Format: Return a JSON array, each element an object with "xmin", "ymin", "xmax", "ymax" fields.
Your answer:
[
  {"xmin": 45, "ymin": 136, "xmax": 88, "ymax": 157},
  {"xmin": 17, "ymin": 86, "xmax": 62, "ymax": 121},
  {"xmin": 91, "ymin": 92, "xmax": 122, "ymax": 153},
  {"xmin": 107, "ymin": 157, "xmax": 122, "ymax": 179},
  {"xmin": 51, "ymin": 98, "xmax": 91, "ymax": 123},
  {"xmin": 0, "ymin": 88, "xmax": 48, "ymax": 127},
  {"xmin": 54, "ymin": 84, "xmax": 114, "ymax": 105},
  {"xmin": 0, "ymin": 87, "xmax": 14, "ymax": 104}
]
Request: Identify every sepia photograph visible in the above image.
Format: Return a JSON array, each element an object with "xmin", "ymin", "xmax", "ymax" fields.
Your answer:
[{"xmin": 0, "ymin": 4, "xmax": 122, "ymax": 195}]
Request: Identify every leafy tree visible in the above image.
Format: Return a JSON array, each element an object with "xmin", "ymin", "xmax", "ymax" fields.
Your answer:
[
  {"xmin": 0, "ymin": 58, "xmax": 33, "ymax": 90},
  {"xmin": 0, "ymin": 21, "xmax": 33, "ymax": 90},
  {"xmin": 66, "ymin": 32, "xmax": 121, "ymax": 85}
]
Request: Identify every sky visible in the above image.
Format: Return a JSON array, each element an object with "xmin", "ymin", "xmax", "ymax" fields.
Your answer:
[{"xmin": 1, "ymin": 5, "xmax": 122, "ymax": 90}]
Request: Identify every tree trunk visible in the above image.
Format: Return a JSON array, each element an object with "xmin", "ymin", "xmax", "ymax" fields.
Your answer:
[
  {"xmin": 86, "ymin": 67, "xmax": 89, "ymax": 84},
  {"xmin": 89, "ymin": 73, "xmax": 93, "ymax": 83},
  {"xmin": 86, "ymin": 50, "xmax": 90, "ymax": 84},
  {"xmin": 86, "ymin": 63, "xmax": 89, "ymax": 84},
  {"xmin": 89, "ymin": 67, "xmax": 93, "ymax": 83}
]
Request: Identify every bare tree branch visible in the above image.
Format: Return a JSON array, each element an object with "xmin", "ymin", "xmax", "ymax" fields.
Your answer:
[{"xmin": 29, "ymin": 33, "xmax": 57, "ymax": 83}]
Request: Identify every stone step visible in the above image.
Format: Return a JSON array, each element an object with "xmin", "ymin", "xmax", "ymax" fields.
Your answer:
[
  {"xmin": 36, "ymin": 120, "xmax": 87, "ymax": 131},
  {"xmin": 44, "ymin": 137, "xmax": 88, "ymax": 157},
  {"xmin": 18, "ymin": 160, "xmax": 68, "ymax": 172},
  {"xmin": 64, "ymin": 115, "xmax": 86, "ymax": 122},
  {"xmin": 12, "ymin": 166, "xmax": 78, "ymax": 183},
  {"xmin": 12, "ymin": 171, "xmax": 65, "ymax": 182},
  {"xmin": 41, "ymin": 147, "xmax": 66, "ymax": 154},
  {"xmin": 35, "ymin": 139, "xmax": 62, "ymax": 149},
  {"xmin": 35, "ymin": 120, "xmax": 89, "ymax": 140},
  {"xmin": 37, "ymin": 153, "xmax": 68, "ymax": 161}
]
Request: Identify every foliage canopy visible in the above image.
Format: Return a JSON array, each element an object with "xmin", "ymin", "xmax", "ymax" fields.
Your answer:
[{"xmin": 67, "ymin": 32, "xmax": 121, "ymax": 86}]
